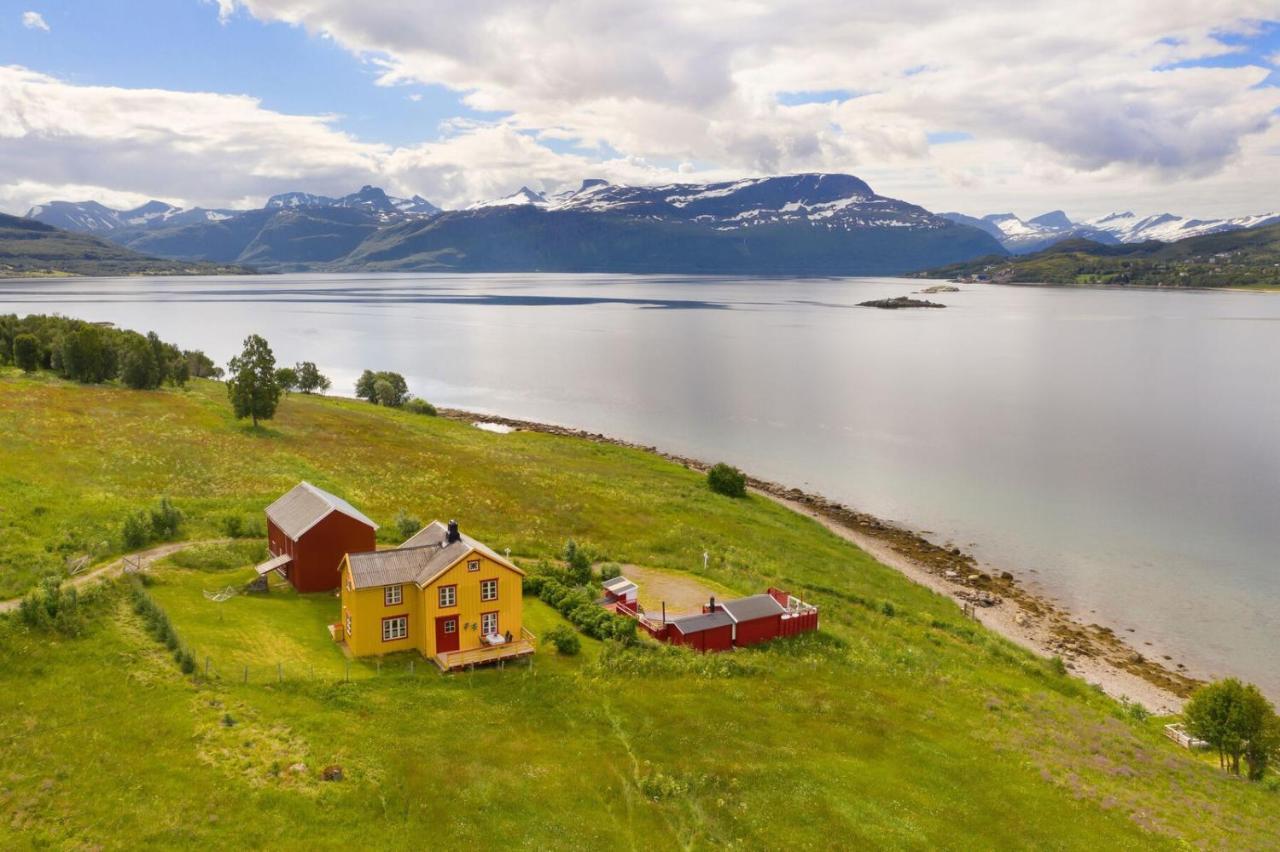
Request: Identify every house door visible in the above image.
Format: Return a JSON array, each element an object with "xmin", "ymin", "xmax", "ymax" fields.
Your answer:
[{"xmin": 435, "ymin": 615, "xmax": 460, "ymax": 653}]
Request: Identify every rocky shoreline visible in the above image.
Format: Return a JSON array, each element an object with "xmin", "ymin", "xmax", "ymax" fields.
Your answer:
[{"xmin": 442, "ymin": 408, "xmax": 1201, "ymax": 711}]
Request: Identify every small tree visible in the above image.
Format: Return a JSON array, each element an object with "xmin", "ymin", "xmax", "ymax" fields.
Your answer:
[
  {"xmin": 60, "ymin": 325, "xmax": 115, "ymax": 383},
  {"xmin": 294, "ymin": 361, "xmax": 331, "ymax": 394},
  {"xmin": 275, "ymin": 366, "xmax": 299, "ymax": 394},
  {"xmin": 13, "ymin": 333, "xmax": 39, "ymax": 372},
  {"xmin": 707, "ymin": 462, "xmax": 747, "ymax": 498},
  {"xmin": 1185, "ymin": 678, "xmax": 1279, "ymax": 778},
  {"xmin": 563, "ymin": 539, "xmax": 592, "ymax": 586},
  {"xmin": 184, "ymin": 349, "xmax": 221, "ymax": 379},
  {"xmin": 356, "ymin": 369, "xmax": 408, "ymax": 407},
  {"xmin": 150, "ymin": 497, "xmax": 184, "ymax": 540},
  {"xmin": 226, "ymin": 334, "xmax": 281, "ymax": 427},
  {"xmin": 122, "ymin": 511, "xmax": 150, "ymax": 549},
  {"xmin": 404, "ymin": 397, "xmax": 437, "ymax": 416}
]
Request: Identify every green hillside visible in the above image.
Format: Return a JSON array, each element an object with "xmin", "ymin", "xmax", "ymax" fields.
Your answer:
[
  {"xmin": 1, "ymin": 374, "xmax": 1276, "ymax": 848},
  {"xmin": 920, "ymin": 223, "xmax": 1280, "ymax": 289},
  {"xmin": 0, "ymin": 213, "xmax": 251, "ymax": 278}
]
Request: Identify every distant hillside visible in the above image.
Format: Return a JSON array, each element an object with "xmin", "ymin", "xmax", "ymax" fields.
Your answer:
[
  {"xmin": 0, "ymin": 213, "xmax": 252, "ymax": 278},
  {"xmin": 26, "ymin": 175, "xmax": 1005, "ymax": 275},
  {"xmin": 940, "ymin": 207, "xmax": 1279, "ymax": 255},
  {"xmin": 919, "ymin": 223, "xmax": 1280, "ymax": 289}
]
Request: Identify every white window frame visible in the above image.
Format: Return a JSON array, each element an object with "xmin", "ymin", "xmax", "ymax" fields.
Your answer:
[
  {"xmin": 344, "ymin": 611, "xmax": 352, "ymax": 637},
  {"xmin": 442, "ymin": 618, "xmax": 457, "ymax": 634},
  {"xmin": 438, "ymin": 585, "xmax": 457, "ymax": 608},
  {"xmin": 467, "ymin": 559, "xmax": 481, "ymax": 572},
  {"xmin": 384, "ymin": 584, "xmax": 403, "ymax": 606},
  {"xmin": 382, "ymin": 615, "xmax": 408, "ymax": 642},
  {"xmin": 480, "ymin": 578, "xmax": 498, "ymax": 602},
  {"xmin": 481, "ymin": 611, "xmax": 498, "ymax": 635}
]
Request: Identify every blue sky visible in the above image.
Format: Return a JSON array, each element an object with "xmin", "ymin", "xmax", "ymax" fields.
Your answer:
[{"xmin": 1, "ymin": 2, "xmax": 1278, "ymax": 217}]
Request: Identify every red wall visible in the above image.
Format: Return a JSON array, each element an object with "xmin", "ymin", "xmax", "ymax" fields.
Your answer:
[
  {"xmin": 733, "ymin": 614, "xmax": 782, "ymax": 647},
  {"xmin": 671, "ymin": 624, "xmax": 733, "ymax": 652},
  {"xmin": 269, "ymin": 511, "xmax": 376, "ymax": 594}
]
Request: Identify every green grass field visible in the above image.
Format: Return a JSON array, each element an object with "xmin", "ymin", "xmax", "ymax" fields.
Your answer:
[{"xmin": 1, "ymin": 373, "xmax": 1277, "ymax": 848}]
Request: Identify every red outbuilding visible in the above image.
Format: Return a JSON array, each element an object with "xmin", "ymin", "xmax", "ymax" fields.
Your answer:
[
  {"xmin": 263, "ymin": 481, "xmax": 378, "ymax": 593},
  {"xmin": 666, "ymin": 609, "xmax": 735, "ymax": 652},
  {"xmin": 718, "ymin": 593, "xmax": 787, "ymax": 646}
]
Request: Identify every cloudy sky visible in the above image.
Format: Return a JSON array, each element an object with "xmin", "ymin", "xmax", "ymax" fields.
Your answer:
[{"xmin": 1, "ymin": 1, "xmax": 1278, "ymax": 219}]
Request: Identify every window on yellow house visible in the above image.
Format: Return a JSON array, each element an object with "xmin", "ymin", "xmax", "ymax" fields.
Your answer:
[
  {"xmin": 382, "ymin": 615, "xmax": 408, "ymax": 642},
  {"xmin": 480, "ymin": 578, "xmax": 498, "ymax": 601},
  {"xmin": 384, "ymin": 584, "xmax": 402, "ymax": 606},
  {"xmin": 481, "ymin": 611, "xmax": 498, "ymax": 635},
  {"xmin": 438, "ymin": 585, "xmax": 457, "ymax": 607},
  {"xmin": 467, "ymin": 559, "xmax": 481, "ymax": 572},
  {"xmin": 345, "ymin": 611, "xmax": 351, "ymax": 636}
]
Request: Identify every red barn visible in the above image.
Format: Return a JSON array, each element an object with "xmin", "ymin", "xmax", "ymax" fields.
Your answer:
[
  {"xmin": 666, "ymin": 609, "xmax": 734, "ymax": 652},
  {"xmin": 263, "ymin": 482, "xmax": 378, "ymax": 593}
]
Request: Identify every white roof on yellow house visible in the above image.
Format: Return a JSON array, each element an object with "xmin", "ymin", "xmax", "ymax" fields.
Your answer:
[{"xmin": 345, "ymin": 521, "xmax": 523, "ymax": 590}]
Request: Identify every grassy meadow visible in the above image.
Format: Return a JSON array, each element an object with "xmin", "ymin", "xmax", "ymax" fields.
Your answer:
[{"xmin": 1, "ymin": 372, "xmax": 1277, "ymax": 848}]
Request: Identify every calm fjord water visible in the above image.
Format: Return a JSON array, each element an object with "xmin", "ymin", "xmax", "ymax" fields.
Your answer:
[{"xmin": 4, "ymin": 273, "xmax": 1278, "ymax": 695}]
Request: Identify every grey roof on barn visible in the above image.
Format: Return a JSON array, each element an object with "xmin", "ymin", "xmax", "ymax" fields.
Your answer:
[
  {"xmin": 720, "ymin": 594, "xmax": 785, "ymax": 623},
  {"xmin": 347, "ymin": 521, "xmax": 523, "ymax": 590},
  {"xmin": 265, "ymin": 481, "xmax": 378, "ymax": 540},
  {"xmin": 669, "ymin": 609, "xmax": 734, "ymax": 634}
]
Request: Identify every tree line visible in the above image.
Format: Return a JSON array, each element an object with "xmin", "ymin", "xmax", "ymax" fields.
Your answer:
[{"xmin": 0, "ymin": 314, "xmax": 218, "ymax": 389}]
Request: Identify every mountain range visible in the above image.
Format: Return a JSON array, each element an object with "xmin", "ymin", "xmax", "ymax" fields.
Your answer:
[
  {"xmin": 23, "ymin": 175, "xmax": 1004, "ymax": 275},
  {"xmin": 942, "ymin": 209, "xmax": 1280, "ymax": 254},
  {"xmin": 921, "ymin": 221, "xmax": 1280, "ymax": 289},
  {"xmin": 0, "ymin": 212, "xmax": 250, "ymax": 278}
]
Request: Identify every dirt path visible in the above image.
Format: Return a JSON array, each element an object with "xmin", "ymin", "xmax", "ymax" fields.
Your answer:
[
  {"xmin": 764, "ymin": 491, "xmax": 1187, "ymax": 714},
  {"xmin": 0, "ymin": 540, "xmax": 224, "ymax": 613},
  {"xmin": 615, "ymin": 564, "xmax": 727, "ymax": 616}
]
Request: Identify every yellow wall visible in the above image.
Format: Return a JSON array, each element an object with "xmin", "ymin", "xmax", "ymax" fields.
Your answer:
[
  {"xmin": 419, "ymin": 550, "xmax": 524, "ymax": 657},
  {"xmin": 339, "ymin": 549, "xmax": 523, "ymax": 659}
]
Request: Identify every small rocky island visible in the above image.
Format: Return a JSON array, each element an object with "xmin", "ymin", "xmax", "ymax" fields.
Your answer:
[
  {"xmin": 858, "ymin": 296, "xmax": 946, "ymax": 309},
  {"xmin": 918, "ymin": 284, "xmax": 960, "ymax": 293}
]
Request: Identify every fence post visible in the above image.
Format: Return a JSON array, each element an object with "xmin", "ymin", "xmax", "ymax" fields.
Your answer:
[
  {"xmin": 376, "ymin": 660, "xmax": 381, "ymax": 676},
  {"xmin": 409, "ymin": 659, "xmax": 414, "ymax": 675}
]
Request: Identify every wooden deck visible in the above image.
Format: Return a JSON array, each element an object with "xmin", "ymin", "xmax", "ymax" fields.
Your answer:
[{"xmin": 434, "ymin": 628, "xmax": 537, "ymax": 671}]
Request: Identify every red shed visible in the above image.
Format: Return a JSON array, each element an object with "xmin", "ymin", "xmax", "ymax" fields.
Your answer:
[
  {"xmin": 264, "ymin": 482, "xmax": 378, "ymax": 593},
  {"xmin": 719, "ymin": 594, "xmax": 786, "ymax": 646},
  {"xmin": 666, "ymin": 610, "xmax": 734, "ymax": 652}
]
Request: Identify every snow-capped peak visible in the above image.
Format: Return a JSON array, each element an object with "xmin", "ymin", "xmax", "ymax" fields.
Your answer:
[{"xmin": 468, "ymin": 186, "xmax": 548, "ymax": 209}]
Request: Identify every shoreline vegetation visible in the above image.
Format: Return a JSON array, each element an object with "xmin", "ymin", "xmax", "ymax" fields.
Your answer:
[{"xmin": 441, "ymin": 408, "xmax": 1203, "ymax": 712}]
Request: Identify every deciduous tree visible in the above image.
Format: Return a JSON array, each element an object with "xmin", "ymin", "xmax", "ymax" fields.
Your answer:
[{"xmin": 226, "ymin": 334, "xmax": 281, "ymax": 427}]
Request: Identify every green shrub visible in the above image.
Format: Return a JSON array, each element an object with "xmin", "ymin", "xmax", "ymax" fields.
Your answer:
[
  {"xmin": 707, "ymin": 462, "xmax": 747, "ymax": 498},
  {"xmin": 546, "ymin": 625, "xmax": 581, "ymax": 655},
  {"xmin": 17, "ymin": 577, "xmax": 83, "ymax": 637},
  {"xmin": 395, "ymin": 510, "xmax": 422, "ymax": 542},
  {"xmin": 222, "ymin": 515, "xmax": 244, "ymax": 538},
  {"xmin": 563, "ymin": 539, "xmax": 592, "ymax": 585},
  {"xmin": 404, "ymin": 397, "xmax": 437, "ymax": 416},
  {"xmin": 1049, "ymin": 655, "xmax": 1068, "ymax": 676},
  {"xmin": 599, "ymin": 563, "xmax": 621, "ymax": 582},
  {"xmin": 149, "ymin": 497, "xmax": 184, "ymax": 540},
  {"xmin": 122, "ymin": 511, "xmax": 150, "ymax": 550},
  {"xmin": 880, "ymin": 600, "xmax": 896, "ymax": 617}
]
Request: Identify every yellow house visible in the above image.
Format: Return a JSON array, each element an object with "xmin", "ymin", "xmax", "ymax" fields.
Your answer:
[{"xmin": 337, "ymin": 520, "xmax": 532, "ymax": 670}]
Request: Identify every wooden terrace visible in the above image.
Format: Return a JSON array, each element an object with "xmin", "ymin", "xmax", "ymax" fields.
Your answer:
[{"xmin": 434, "ymin": 628, "xmax": 537, "ymax": 671}]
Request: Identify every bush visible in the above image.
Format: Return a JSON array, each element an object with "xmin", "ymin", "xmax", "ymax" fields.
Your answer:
[
  {"xmin": 18, "ymin": 577, "xmax": 83, "ymax": 637},
  {"xmin": 880, "ymin": 600, "xmax": 896, "ymax": 617},
  {"xmin": 149, "ymin": 497, "xmax": 184, "ymax": 540},
  {"xmin": 404, "ymin": 397, "xmax": 437, "ymax": 416},
  {"xmin": 546, "ymin": 625, "xmax": 581, "ymax": 655},
  {"xmin": 707, "ymin": 462, "xmax": 747, "ymax": 498},
  {"xmin": 122, "ymin": 511, "xmax": 151, "ymax": 549},
  {"xmin": 1049, "ymin": 655, "xmax": 1068, "ymax": 676},
  {"xmin": 294, "ymin": 361, "xmax": 331, "ymax": 394},
  {"xmin": 529, "ymin": 569, "xmax": 636, "ymax": 643},
  {"xmin": 599, "ymin": 563, "xmax": 621, "ymax": 582},
  {"xmin": 395, "ymin": 510, "xmax": 422, "ymax": 542}
]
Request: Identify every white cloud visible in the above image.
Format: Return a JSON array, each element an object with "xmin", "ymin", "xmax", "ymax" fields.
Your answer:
[
  {"xmin": 21, "ymin": 11, "xmax": 49, "ymax": 32},
  {"xmin": 4, "ymin": 2, "xmax": 1280, "ymax": 219}
]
